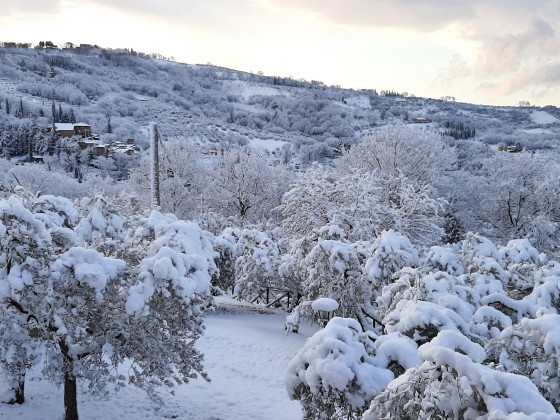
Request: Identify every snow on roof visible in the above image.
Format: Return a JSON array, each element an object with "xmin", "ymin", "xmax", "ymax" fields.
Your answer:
[
  {"xmin": 54, "ymin": 123, "xmax": 91, "ymax": 130},
  {"xmin": 54, "ymin": 123, "xmax": 75, "ymax": 131},
  {"xmin": 312, "ymin": 298, "xmax": 339, "ymax": 312}
]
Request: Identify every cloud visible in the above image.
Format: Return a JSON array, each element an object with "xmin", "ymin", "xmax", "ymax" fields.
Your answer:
[
  {"xmin": 472, "ymin": 18, "xmax": 558, "ymax": 78},
  {"xmin": 0, "ymin": 0, "xmax": 62, "ymax": 14},
  {"xmin": 78, "ymin": 0, "xmax": 260, "ymax": 28},
  {"xmin": 435, "ymin": 1, "xmax": 560, "ymax": 104},
  {"xmin": 262, "ymin": 0, "xmax": 477, "ymax": 31},
  {"xmin": 481, "ymin": 61, "xmax": 560, "ymax": 98}
]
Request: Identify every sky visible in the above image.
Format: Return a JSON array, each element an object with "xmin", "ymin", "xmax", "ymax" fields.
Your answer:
[{"xmin": 1, "ymin": 0, "xmax": 560, "ymax": 107}]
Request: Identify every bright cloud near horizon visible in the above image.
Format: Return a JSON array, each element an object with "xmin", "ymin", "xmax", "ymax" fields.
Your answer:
[{"xmin": 2, "ymin": 0, "xmax": 560, "ymax": 106}]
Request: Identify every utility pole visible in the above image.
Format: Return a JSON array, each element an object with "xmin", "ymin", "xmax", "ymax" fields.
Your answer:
[{"xmin": 150, "ymin": 122, "xmax": 161, "ymax": 208}]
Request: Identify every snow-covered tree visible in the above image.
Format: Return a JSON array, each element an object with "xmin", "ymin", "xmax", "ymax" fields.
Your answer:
[
  {"xmin": 300, "ymin": 226, "xmax": 369, "ymax": 322},
  {"xmin": 233, "ymin": 228, "xmax": 282, "ymax": 302},
  {"xmin": 128, "ymin": 138, "xmax": 207, "ymax": 221},
  {"xmin": 279, "ymin": 169, "xmax": 444, "ymax": 244},
  {"xmin": 337, "ymin": 127, "xmax": 456, "ymax": 187},
  {"xmin": 122, "ymin": 210, "xmax": 217, "ymax": 401},
  {"xmin": 210, "ymin": 227, "xmax": 240, "ymax": 293},
  {"xmin": 0, "ymin": 192, "xmax": 217, "ymax": 420},
  {"xmin": 0, "ymin": 195, "xmax": 51, "ymax": 404},
  {"xmin": 206, "ymin": 149, "xmax": 290, "ymax": 226},
  {"xmin": 468, "ymin": 153, "xmax": 560, "ymax": 255}
]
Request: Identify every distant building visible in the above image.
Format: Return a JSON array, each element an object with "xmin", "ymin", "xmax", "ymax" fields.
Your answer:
[
  {"xmin": 54, "ymin": 123, "xmax": 92, "ymax": 138},
  {"xmin": 499, "ymin": 145, "xmax": 522, "ymax": 153},
  {"xmin": 73, "ymin": 123, "xmax": 92, "ymax": 138},
  {"xmin": 412, "ymin": 118, "xmax": 430, "ymax": 124},
  {"xmin": 108, "ymin": 140, "xmax": 139, "ymax": 156}
]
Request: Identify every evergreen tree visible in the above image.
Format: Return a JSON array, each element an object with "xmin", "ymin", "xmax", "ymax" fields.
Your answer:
[
  {"xmin": 5, "ymin": 99, "xmax": 9, "ymax": 115},
  {"xmin": 107, "ymin": 116, "xmax": 112, "ymax": 133},
  {"xmin": 14, "ymin": 98, "xmax": 24, "ymax": 118},
  {"xmin": 51, "ymin": 100, "xmax": 56, "ymax": 123},
  {"xmin": 69, "ymin": 109, "xmax": 76, "ymax": 124},
  {"xmin": 47, "ymin": 119, "xmax": 58, "ymax": 156}
]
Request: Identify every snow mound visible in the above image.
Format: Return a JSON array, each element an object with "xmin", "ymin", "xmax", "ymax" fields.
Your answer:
[{"xmin": 311, "ymin": 298, "xmax": 339, "ymax": 312}]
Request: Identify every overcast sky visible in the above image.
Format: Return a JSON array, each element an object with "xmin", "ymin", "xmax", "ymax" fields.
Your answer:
[{"xmin": 1, "ymin": 0, "xmax": 560, "ymax": 106}]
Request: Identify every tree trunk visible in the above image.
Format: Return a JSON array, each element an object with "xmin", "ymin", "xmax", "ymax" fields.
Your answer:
[
  {"xmin": 13, "ymin": 374, "xmax": 25, "ymax": 404},
  {"xmin": 60, "ymin": 339, "xmax": 79, "ymax": 420},
  {"xmin": 64, "ymin": 368, "xmax": 78, "ymax": 420},
  {"xmin": 5, "ymin": 372, "xmax": 25, "ymax": 404}
]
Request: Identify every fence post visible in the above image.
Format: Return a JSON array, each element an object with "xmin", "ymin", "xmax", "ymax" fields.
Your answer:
[{"xmin": 149, "ymin": 122, "xmax": 161, "ymax": 208}]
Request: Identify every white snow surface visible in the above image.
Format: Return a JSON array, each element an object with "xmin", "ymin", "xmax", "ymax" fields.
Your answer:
[
  {"xmin": 530, "ymin": 110, "xmax": 558, "ymax": 125},
  {"xmin": 248, "ymin": 137, "xmax": 287, "ymax": 152},
  {"xmin": 311, "ymin": 297, "xmax": 339, "ymax": 312},
  {"xmin": 224, "ymin": 80, "xmax": 290, "ymax": 101},
  {"xmin": 0, "ymin": 296, "xmax": 318, "ymax": 420}
]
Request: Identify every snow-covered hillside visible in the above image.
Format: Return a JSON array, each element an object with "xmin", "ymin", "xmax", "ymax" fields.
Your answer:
[{"xmin": 0, "ymin": 45, "xmax": 559, "ymax": 160}]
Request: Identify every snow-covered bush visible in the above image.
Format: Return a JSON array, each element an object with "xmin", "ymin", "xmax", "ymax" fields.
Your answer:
[
  {"xmin": 299, "ymin": 226, "xmax": 372, "ymax": 325},
  {"xmin": 499, "ymin": 238, "xmax": 542, "ymax": 299},
  {"xmin": 488, "ymin": 314, "xmax": 560, "ymax": 411},
  {"xmin": 364, "ymin": 330, "xmax": 560, "ymax": 420},
  {"xmin": 286, "ymin": 317, "xmax": 393, "ymax": 420},
  {"xmin": 461, "ymin": 232, "xmax": 507, "ymax": 298},
  {"xmin": 364, "ymin": 230, "xmax": 419, "ymax": 295},
  {"xmin": 379, "ymin": 268, "xmax": 477, "ymax": 345}
]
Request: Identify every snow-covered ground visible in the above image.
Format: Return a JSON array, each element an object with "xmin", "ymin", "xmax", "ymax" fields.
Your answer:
[
  {"xmin": 345, "ymin": 95, "xmax": 371, "ymax": 109},
  {"xmin": 531, "ymin": 110, "xmax": 558, "ymax": 125},
  {"xmin": 224, "ymin": 80, "xmax": 290, "ymax": 101},
  {"xmin": 0, "ymin": 296, "xmax": 318, "ymax": 420}
]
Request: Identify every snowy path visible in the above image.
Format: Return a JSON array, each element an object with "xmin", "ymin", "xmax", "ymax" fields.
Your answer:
[{"xmin": 0, "ymin": 298, "xmax": 316, "ymax": 419}]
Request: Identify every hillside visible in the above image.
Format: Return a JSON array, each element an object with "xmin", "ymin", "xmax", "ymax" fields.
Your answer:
[{"xmin": 1, "ymin": 45, "xmax": 559, "ymax": 162}]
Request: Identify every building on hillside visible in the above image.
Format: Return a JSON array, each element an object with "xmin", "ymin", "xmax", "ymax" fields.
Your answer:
[
  {"xmin": 53, "ymin": 123, "xmax": 92, "ymax": 138},
  {"xmin": 412, "ymin": 118, "xmax": 430, "ymax": 124},
  {"xmin": 78, "ymin": 140, "xmax": 107, "ymax": 156},
  {"xmin": 499, "ymin": 144, "xmax": 523, "ymax": 153},
  {"xmin": 73, "ymin": 123, "xmax": 92, "ymax": 138},
  {"xmin": 77, "ymin": 138, "xmax": 139, "ymax": 160},
  {"xmin": 108, "ymin": 140, "xmax": 139, "ymax": 156}
]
